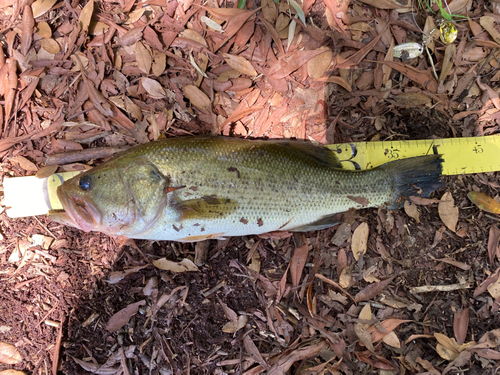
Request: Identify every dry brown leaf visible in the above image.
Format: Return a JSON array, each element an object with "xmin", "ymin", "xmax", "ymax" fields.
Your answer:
[
  {"xmin": 376, "ymin": 61, "xmax": 438, "ymax": 93},
  {"xmin": 201, "ymin": 6, "xmax": 247, "ymax": 21},
  {"xmin": 354, "ymin": 276, "xmax": 395, "ymax": 302},
  {"xmin": 480, "ymin": 16, "xmax": 500, "ymax": 45},
  {"xmin": 356, "ymin": 0, "xmax": 411, "ymax": 10},
  {"xmin": 439, "ymin": 43, "xmax": 456, "ymax": 85},
  {"xmin": 4, "ymin": 58, "xmax": 17, "ymax": 126},
  {"xmin": 352, "ymin": 222, "xmax": 368, "ymax": 261},
  {"xmin": 453, "ymin": 308, "xmax": 469, "ymax": 345},
  {"xmin": 35, "ymin": 164, "xmax": 58, "ymax": 178},
  {"xmin": 153, "ymin": 258, "xmax": 199, "ymax": 273},
  {"xmin": 222, "ymin": 315, "xmax": 248, "ymax": 333},
  {"xmin": 324, "ymin": 76, "xmax": 352, "ymax": 92},
  {"xmin": 358, "ymin": 303, "xmax": 372, "ymax": 325},
  {"xmin": 9, "ymin": 155, "xmax": 38, "ymax": 172},
  {"xmin": 0, "ymin": 342, "xmax": 22, "ymax": 365},
  {"xmin": 290, "ymin": 244, "xmax": 309, "ymax": 288},
  {"xmin": 354, "ymin": 323, "xmax": 374, "ymax": 352},
  {"xmin": 223, "ymin": 53, "xmax": 257, "ymax": 77},
  {"xmin": 339, "ymin": 265, "xmax": 353, "ymax": 288},
  {"xmin": 152, "ymin": 53, "xmax": 166, "ymax": 77},
  {"xmin": 434, "ymin": 333, "xmax": 460, "ymax": 360},
  {"xmin": 261, "ymin": 0, "xmax": 276, "ymax": 22},
  {"xmin": 179, "ymin": 29, "xmax": 208, "ymax": 47},
  {"xmin": 39, "ymin": 38, "xmax": 60, "ymax": 54},
  {"xmin": 20, "ymin": 5, "xmax": 34, "ymax": 55},
  {"xmin": 135, "ymin": 42, "xmax": 152, "ymax": 74},
  {"xmin": 243, "ymin": 334, "xmax": 268, "ymax": 369},
  {"xmin": 0, "ymin": 370, "xmax": 27, "ymax": 375},
  {"xmin": 473, "ymin": 267, "xmax": 500, "ymax": 298},
  {"xmin": 404, "ymin": 200, "xmax": 420, "ymax": 222},
  {"xmin": 116, "ymin": 26, "xmax": 144, "ymax": 46},
  {"xmin": 487, "ymin": 273, "xmax": 500, "ymax": 299},
  {"xmin": 410, "ymin": 196, "xmax": 441, "ymax": 205},
  {"xmin": 36, "ymin": 21, "xmax": 52, "ymax": 38},
  {"xmin": 382, "ymin": 331, "xmax": 401, "ymax": 348},
  {"xmin": 105, "ymin": 300, "xmax": 146, "ymax": 332},
  {"xmin": 79, "ymin": 0, "xmax": 94, "ymax": 32},
  {"xmin": 269, "ymin": 49, "xmax": 325, "ymax": 80},
  {"xmin": 438, "ymin": 192, "xmax": 458, "ymax": 232},
  {"xmin": 434, "ymin": 257, "xmax": 470, "ymax": 271},
  {"xmin": 184, "ymin": 85, "xmax": 211, "ymax": 112},
  {"xmin": 125, "ymin": 8, "xmax": 145, "ymax": 24},
  {"xmin": 124, "ymin": 96, "xmax": 143, "ymax": 121},
  {"xmin": 475, "ymin": 78, "xmax": 500, "ymax": 110},
  {"xmin": 394, "ymin": 93, "xmax": 431, "ymax": 106},
  {"xmin": 141, "ymin": 77, "xmax": 166, "ymax": 99},
  {"xmin": 488, "ymin": 225, "xmax": 500, "ymax": 264},
  {"xmin": 31, "ymin": 0, "xmax": 57, "ymax": 18},
  {"xmin": 307, "ymin": 47, "xmax": 333, "ymax": 79},
  {"xmin": 368, "ymin": 319, "xmax": 411, "ymax": 342},
  {"xmin": 448, "ymin": 0, "xmax": 469, "ymax": 14}
]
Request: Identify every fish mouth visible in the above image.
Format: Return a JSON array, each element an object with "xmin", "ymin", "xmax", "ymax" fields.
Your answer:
[{"xmin": 57, "ymin": 187, "xmax": 102, "ymax": 232}]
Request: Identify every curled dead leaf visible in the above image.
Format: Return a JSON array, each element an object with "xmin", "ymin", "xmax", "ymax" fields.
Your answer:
[
  {"xmin": 352, "ymin": 222, "xmax": 369, "ymax": 261},
  {"xmin": 141, "ymin": 77, "xmax": 166, "ymax": 99},
  {"xmin": 78, "ymin": 0, "xmax": 94, "ymax": 32},
  {"xmin": 354, "ymin": 323, "xmax": 374, "ymax": 352},
  {"xmin": 222, "ymin": 315, "xmax": 248, "ymax": 333},
  {"xmin": 135, "ymin": 42, "xmax": 152, "ymax": 74},
  {"xmin": 488, "ymin": 225, "xmax": 500, "ymax": 264},
  {"xmin": 31, "ymin": 0, "xmax": 58, "ymax": 18},
  {"xmin": 307, "ymin": 47, "xmax": 333, "ymax": 79},
  {"xmin": 0, "ymin": 342, "xmax": 22, "ymax": 365},
  {"xmin": 105, "ymin": 300, "xmax": 146, "ymax": 332},
  {"xmin": 290, "ymin": 244, "xmax": 309, "ymax": 288},
  {"xmin": 438, "ymin": 192, "xmax": 459, "ymax": 232},
  {"xmin": 468, "ymin": 191, "xmax": 500, "ymax": 214},
  {"xmin": 39, "ymin": 38, "xmax": 60, "ymax": 54},
  {"xmin": 153, "ymin": 258, "xmax": 199, "ymax": 273},
  {"xmin": 354, "ymin": 276, "xmax": 395, "ymax": 302},
  {"xmin": 179, "ymin": 29, "xmax": 208, "ymax": 47},
  {"xmin": 21, "ymin": 5, "xmax": 34, "ymax": 55},
  {"xmin": 404, "ymin": 200, "xmax": 420, "ymax": 222},
  {"xmin": 9, "ymin": 156, "xmax": 38, "ymax": 172},
  {"xmin": 394, "ymin": 93, "xmax": 431, "ymax": 106},
  {"xmin": 184, "ymin": 85, "xmax": 211, "ymax": 112},
  {"xmin": 223, "ymin": 53, "xmax": 257, "ymax": 77}
]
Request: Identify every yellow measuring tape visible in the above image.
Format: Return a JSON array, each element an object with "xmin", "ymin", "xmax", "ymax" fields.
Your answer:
[
  {"xmin": 326, "ymin": 134, "xmax": 500, "ymax": 175},
  {"xmin": 4, "ymin": 135, "xmax": 500, "ymax": 217}
]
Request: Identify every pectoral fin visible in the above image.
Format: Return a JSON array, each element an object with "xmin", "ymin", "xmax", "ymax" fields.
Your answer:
[{"xmin": 176, "ymin": 196, "xmax": 238, "ymax": 220}]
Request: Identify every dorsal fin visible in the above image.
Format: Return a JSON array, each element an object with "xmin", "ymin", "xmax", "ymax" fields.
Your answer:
[{"xmin": 263, "ymin": 140, "xmax": 343, "ymax": 168}]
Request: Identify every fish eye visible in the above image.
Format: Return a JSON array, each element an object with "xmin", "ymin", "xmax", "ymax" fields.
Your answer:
[{"xmin": 78, "ymin": 175, "xmax": 93, "ymax": 191}]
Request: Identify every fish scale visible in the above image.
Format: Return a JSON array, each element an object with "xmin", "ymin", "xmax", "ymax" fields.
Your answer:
[{"xmin": 50, "ymin": 137, "xmax": 443, "ymax": 242}]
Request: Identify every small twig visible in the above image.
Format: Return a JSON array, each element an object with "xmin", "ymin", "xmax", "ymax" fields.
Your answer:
[
  {"xmin": 426, "ymin": 46, "xmax": 439, "ymax": 81},
  {"xmin": 52, "ymin": 315, "xmax": 65, "ymax": 375},
  {"xmin": 45, "ymin": 146, "xmax": 130, "ymax": 165},
  {"xmin": 457, "ymin": 49, "xmax": 496, "ymax": 103}
]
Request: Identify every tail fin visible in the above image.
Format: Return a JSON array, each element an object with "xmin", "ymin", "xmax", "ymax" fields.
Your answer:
[{"xmin": 380, "ymin": 155, "xmax": 444, "ymax": 209}]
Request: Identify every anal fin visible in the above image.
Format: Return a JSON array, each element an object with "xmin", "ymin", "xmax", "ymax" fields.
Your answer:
[{"xmin": 288, "ymin": 214, "xmax": 340, "ymax": 232}]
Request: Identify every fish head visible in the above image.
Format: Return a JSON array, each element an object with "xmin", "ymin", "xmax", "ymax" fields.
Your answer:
[{"xmin": 53, "ymin": 159, "xmax": 169, "ymax": 236}]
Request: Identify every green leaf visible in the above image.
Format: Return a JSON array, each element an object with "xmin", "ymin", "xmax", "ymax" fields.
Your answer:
[{"xmin": 289, "ymin": 0, "xmax": 306, "ymax": 25}]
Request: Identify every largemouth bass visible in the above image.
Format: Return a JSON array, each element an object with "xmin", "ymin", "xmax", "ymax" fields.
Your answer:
[{"xmin": 49, "ymin": 137, "xmax": 443, "ymax": 242}]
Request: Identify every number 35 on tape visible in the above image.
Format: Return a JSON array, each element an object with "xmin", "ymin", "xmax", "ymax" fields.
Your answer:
[{"xmin": 326, "ymin": 134, "xmax": 500, "ymax": 175}]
